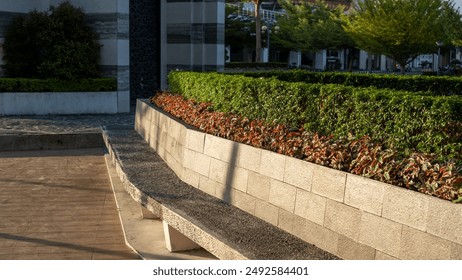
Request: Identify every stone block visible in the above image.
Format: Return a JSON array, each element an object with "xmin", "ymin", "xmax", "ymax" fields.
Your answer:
[
  {"xmin": 311, "ymin": 165, "xmax": 347, "ymax": 203},
  {"xmin": 359, "ymin": 212, "xmax": 403, "ymax": 257},
  {"xmin": 151, "ymin": 106, "xmax": 160, "ymax": 128},
  {"xmin": 337, "ymin": 236, "xmax": 376, "ymax": 260},
  {"xmin": 237, "ymin": 143, "xmax": 261, "ymax": 173},
  {"xmin": 164, "ymin": 135, "xmax": 176, "ymax": 155},
  {"xmin": 215, "ymin": 182, "xmax": 233, "ymax": 203},
  {"xmin": 136, "ymin": 100, "xmax": 152, "ymax": 141},
  {"xmin": 191, "ymin": 152, "xmax": 211, "ymax": 177},
  {"xmin": 181, "ymin": 168, "xmax": 200, "ymax": 188},
  {"xmin": 198, "ymin": 177, "xmax": 218, "ymax": 197},
  {"xmin": 167, "ymin": 116, "xmax": 184, "ymax": 142},
  {"xmin": 344, "ymin": 174, "xmax": 385, "ymax": 216},
  {"xmin": 208, "ymin": 158, "xmax": 229, "ymax": 185},
  {"xmin": 164, "ymin": 152, "xmax": 182, "ymax": 178},
  {"xmin": 382, "ymin": 185, "xmax": 429, "ymax": 231},
  {"xmin": 171, "ymin": 141, "xmax": 184, "ymax": 163},
  {"xmin": 324, "ymin": 200, "xmax": 361, "ymax": 241},
  {"xmin": 259, "ymin": 150, "xmax": 286, "ymax": 181},
  {"xmin": 268, "ymin": 179, "xmax": 297, "ymax": 213},
  {"xmin": 295, "ymin": 218, "xmax": 339, "ymax": 256},
  {"xmin": 283, "ymin": 157, "xmax": 314, "ymax": 191},
  {"xmin": 148, "ymin": 120, "xmax": 160, "ymax": 149},
  {"xmin": 399, "ymin": 226, "xmax": 452, "ymax": 260},
  {"xmin": 134, "ymin": 99, "xmax": 144, "ymax": 132},
  {"xmin": 185, "ymin": 129, "xmax": 205, "ymax": 153},
  {"xmin": 426, "ymin": 196, "xmax": 462, "ymax": 244},
  {"xmin": 183, "ymin": 149, "xmax": 196, "ymax": 171},
  {"xmin": 157, "ymin": 130, "xmax": 168, "ymax": 152},
  {"xmin": 158, "ymin": 111, "xmax": 170, "ymax": 133},
  {"xmin": 228, "ymin": 166, "xmax": 249, "ymax": 193},
  {"xmin": 375, "ymin": 251, "xmax": 398, "ymax": 260},
  {"xmin": 255, "ymin": 200, "xmax": 279, "ymax": 226},
  {"xmin": 294, "ymin": 189, "xmax": 327, "ymax": 226},
  {"xmin": 278, "ymin": 209, "xmax": 300, "ymax": 233},
  {"xmin": 204, "ymin": 134, "xmax": 238, "ymax": 163},
  {"xmin": 451, "ymin": 243, "xmax": 462, "ymax": 260},
  {"xmin": 246, "ymin": 171, "xmax": 271, "ymax": 201},
  {"xmin": 233, "ymin": 190, "xmax": 256, "ymax": 215}
]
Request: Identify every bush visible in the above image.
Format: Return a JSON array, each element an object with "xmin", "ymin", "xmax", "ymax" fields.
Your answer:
[
  {"xmin": 152, "ymin": 93, "xmax": 462, "ymax": 202},
  {"xmin": 168, "ymin": 71, "xmax": 462, "ymax": 161},
  {"xmin": 0, "ymin": 78, "xmax": 117, "ymax": 92},
  {"xmin": 235, "ymin": 70, "xmax": 462, "ymax": 96},
  {"xmin": 2, "ymin": 1, "xmax": 101, "ymax": 80}
]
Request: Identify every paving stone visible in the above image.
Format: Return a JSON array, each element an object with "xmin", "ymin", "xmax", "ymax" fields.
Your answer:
[{"xmin": 0, "ymin": 149, "xmax": 139, "ymax": 260}]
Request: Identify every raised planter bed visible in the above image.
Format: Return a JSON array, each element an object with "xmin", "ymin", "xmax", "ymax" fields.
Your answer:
[
  {"xmin": 135, "ymin": 99, "xmax": 462, "ymax": 260},
  {"xmin": 0, "ymin": 91, "xmax": 129, "ymax": 115}
]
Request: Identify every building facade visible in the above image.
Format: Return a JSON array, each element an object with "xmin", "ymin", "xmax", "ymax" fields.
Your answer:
[{"xmin": 0, "ymin": 0, "xmax": 225, "ymax": 103}]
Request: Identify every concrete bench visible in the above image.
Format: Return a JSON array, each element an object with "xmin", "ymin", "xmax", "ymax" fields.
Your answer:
[{"xmin": 103, "ymin": 128, "xmax": 339, "ymax": 260}]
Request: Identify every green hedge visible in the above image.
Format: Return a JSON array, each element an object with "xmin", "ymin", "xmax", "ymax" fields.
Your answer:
[
  {"xmin": 0, "ymin": 78, "xmax": 117, "ymax": 92},
  {"xmin": 168, "ymin": 71, "xmax": 462, "ymax": 161},
  {"xmin": 235, "ymin": 70, "xmax": 462, "ymax": 96}
]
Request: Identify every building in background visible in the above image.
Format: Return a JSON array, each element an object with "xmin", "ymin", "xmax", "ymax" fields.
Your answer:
[{"xmin": 0, "ymin": 0, "xmax": 225, "ymax": 105}]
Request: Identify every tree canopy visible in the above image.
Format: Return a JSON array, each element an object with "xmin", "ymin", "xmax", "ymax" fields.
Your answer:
[
  {"xmin": 343, "ymin": 0, "xmax": 462, "ymax": 73},
  {"xmin": 273, "ymin": 0, "xmax": 353, "ymax": 52},
  {"xmin": 2, "ymin": 1, "xmax": 101, "ymax": 79},
  {"xmin": 225, "ymin": 5, "xmax": 255, "ymax": 49}
]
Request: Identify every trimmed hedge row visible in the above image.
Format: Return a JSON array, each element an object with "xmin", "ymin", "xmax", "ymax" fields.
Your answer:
[
  {"xmin": 236, "ymin": 70, "xmax": 462, "ymax": 96},
  {"xmin": 0, "ymin": 78, "xmax": 117, "ymax": 92},
  {"xmin": 168, "ymin": 71, "xmax": 462, "ymax": 161}
]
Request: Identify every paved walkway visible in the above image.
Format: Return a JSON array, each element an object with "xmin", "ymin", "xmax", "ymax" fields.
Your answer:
[
  {"xmin": 0, "ymin": 112, "xmax": 140, "ymax": 260},
  {"xmin": 0, "ymin": 148, "xmax": 140, "ymax": 260},
  {"xmin": 0, "ymin": 111, "xmax": 215, "ymax": 260}
]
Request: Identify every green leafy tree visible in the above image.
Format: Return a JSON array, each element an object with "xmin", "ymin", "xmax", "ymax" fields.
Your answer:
[
  {"xmin": 343, "ymin": 0, "xmax": 462, "ymax": 74},
  {"xmin": 225, "ymin": 5, "xmax": 255, "ymax": 50},
  {"xmin": 274, "ymin": 0, "xmax": 353, "ymax": 52},
  {"xmin": 227, "ymin": 0, "xmax": 264, "ymax": 62},
  {"xmin": 2, "ymin": 1, "xmax": 101, "ymax": 79}
]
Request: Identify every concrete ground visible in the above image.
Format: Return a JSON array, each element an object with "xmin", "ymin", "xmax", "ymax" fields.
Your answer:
[
  {"xmin": 0, "ymin": 111, "xmax": 215, "ymax": 260},
  {"xmin": 0, "ymin": 148, "xmax": 140, "ymax": 260}
]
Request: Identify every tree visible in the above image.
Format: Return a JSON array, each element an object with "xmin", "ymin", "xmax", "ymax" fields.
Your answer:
[
  {"xmin": 227, "ymin": 0, "xmax": 264, "ymax": 62},
  {"xmin": 274, "ymin": 1, "xmax": 353, "ymax": 51},
  {"xmin": 2, "ymin": 1, "xmax": 101, "ymax": 79},
  {"xmin": 225, "ymin": 5, "xmax": 255, "ymax": 49},
  {"xmin": 343, "ymin": 0, "xmax": 462, "ymax": 74}
]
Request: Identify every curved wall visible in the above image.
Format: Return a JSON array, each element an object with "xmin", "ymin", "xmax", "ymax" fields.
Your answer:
[{"xmin": 135, "ymin": 99, "xmax": 462, "ymax": 260}]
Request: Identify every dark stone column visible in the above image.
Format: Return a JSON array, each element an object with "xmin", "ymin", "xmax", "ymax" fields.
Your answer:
[{"xmin": 129, "ymin": 0, "xmax": 161, "ymax": 103}]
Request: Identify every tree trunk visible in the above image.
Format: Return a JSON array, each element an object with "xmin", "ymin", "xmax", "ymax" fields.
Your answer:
[
  {"xmin": 399, "ymin": 62, "xmax": 406, "ymax": 74},
  {"xmin": 254, "ymin": 0, "xmax": 262, "ymax": 63}
]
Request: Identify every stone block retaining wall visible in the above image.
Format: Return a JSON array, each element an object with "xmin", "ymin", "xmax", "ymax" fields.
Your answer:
[{"xmin": 135, "ymin": 99, "xmax": 462, "ymax": 260}]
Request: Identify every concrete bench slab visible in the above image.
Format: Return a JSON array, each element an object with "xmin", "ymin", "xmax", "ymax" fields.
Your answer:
[{"xmin": 103, "ymin": 128, "xmax": 340, "ymax": 260}]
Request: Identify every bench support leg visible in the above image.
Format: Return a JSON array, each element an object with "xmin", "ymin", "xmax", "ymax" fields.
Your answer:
[
  {"xmin": 162, "ymin": 221, "xmax": 201, "ymax": 252},
  {"xmin": 140, "ymin": 205, "xmax": 160, "ymax": 219}
]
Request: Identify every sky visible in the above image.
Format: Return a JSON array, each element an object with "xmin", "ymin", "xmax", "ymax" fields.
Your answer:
[{"xmin": 454, "ymin": 0, "xmax": 462, "ymax": 9}]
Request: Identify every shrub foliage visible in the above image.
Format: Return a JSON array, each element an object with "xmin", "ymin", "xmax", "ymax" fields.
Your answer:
[
  {"xmin": 238, "ymin": 70, "xmax": 462, "ymax": 96},
  {"xmin": 2, "ymin": 2, "xmax": 101, "ymax": 80},
  {"xmin": 151, "ymin": 93, "xmax": 462, "ymax": 202},
  {"xmin": 168, "ymin": 71, "xmax": 462, "ymax": 162}
]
